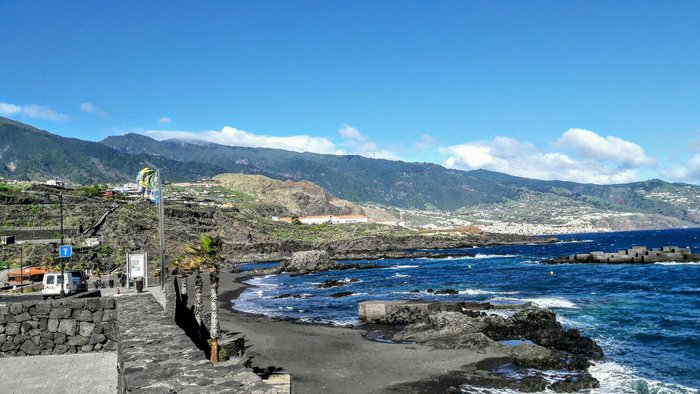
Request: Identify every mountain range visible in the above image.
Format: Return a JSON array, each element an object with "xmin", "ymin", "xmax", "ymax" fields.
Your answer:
[{"xmin": 3, "ymin": 116, "xmax": 700, "ymax": 230}]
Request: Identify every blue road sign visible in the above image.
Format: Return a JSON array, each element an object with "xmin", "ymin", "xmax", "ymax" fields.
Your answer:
[{"xmin": 59, "ymin": 245, "xmax": 72, "ymax": 258}]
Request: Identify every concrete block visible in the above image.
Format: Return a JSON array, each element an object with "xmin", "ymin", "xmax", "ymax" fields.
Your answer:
[
  {"xmin": 263, "ymin": 374, "xmax": 292, "ymax": 394},
  {"xmin": 48, "ymin": 318, "xmax": 59, "ymax": 332},
  {"xmin": 68, "ymin": 335, "xmax": 89, "ymax": 346},
  {"xmin": 9, "ymin": 304, "xmax": 23, "ymax": 315},
  {"xmin": 85, "ymin": 299, "xmax": 102, "ymax": 312},
  {"xmin": 49, "ymin": 308, "xmax": 72, "ymax": 319},
  {"xmin": 54, "ymin": 333, "xmax": 66, "ymax": 344},
  {"xmin": 6, "ymin": 322, "xmax": 20, "ymax": 336},
  {"xmin": 74, "ymin": 310, "xmax": 93, "ymax": 322},
  {"xmin": 35, "ymin": 302, "xmax": 52, "ymax": 316},
  {"xmin": 20, "ymin": 339, "xmax": 40, "ymax": 355},
  {"xmin": 53, "ymin": 344, "xmax": 68, "ymax": 354},
  {"xmin": 57, "ymin": 319, "xmax": 76, "ymax": 336},
  {"xmin": 89, "ymin": 333, "xmax": 106, "ymax": 345},
  {"xmin": 15, "ymin": 312, "xmax": 31, "ymax": 323},
  {"xmin": 80, "ymin": 322, "xmax": 96, "ymax": 337}
]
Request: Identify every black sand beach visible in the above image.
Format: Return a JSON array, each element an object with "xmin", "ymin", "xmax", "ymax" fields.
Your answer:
[{"xmin": 200, "ymin": 272, "xmax": 503, "ymax": 393}]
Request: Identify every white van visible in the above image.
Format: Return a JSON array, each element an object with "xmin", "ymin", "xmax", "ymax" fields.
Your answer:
[{"xmin": 42, "ymin": 272, "xmax": 78, "ymax": 299}]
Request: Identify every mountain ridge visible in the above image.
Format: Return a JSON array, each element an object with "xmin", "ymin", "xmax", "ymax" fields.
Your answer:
[{"xmin": 3, "ymin": 116, "xmax": 700, "ymax": 230}]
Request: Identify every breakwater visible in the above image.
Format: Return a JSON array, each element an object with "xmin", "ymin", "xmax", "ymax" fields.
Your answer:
[{"xmin": 545, "ymin": 245, "xmax": 700, "ymax": 264}]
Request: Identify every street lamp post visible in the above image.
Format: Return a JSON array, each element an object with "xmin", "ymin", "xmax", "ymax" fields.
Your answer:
[
  {"xmin": 59, "ymin": 193, "xmax": 65, "ymax": 297},
  {"xmin": 19, "ymin": 245, "xmax": 23, "ymax": 289}
]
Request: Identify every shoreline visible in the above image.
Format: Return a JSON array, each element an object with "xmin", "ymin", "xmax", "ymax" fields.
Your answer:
[{"xmin": 216, "ymin": 271, "xmax": 505, "ymax": 393}]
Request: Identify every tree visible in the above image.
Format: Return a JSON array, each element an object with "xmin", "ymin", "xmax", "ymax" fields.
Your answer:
[
  {"xmin": 176, "ymin": 247, "xmax": 205, "ymax": 342},
  {"xmin": 183, "ymin": 234, "xmax": 224, "ymax": 364}
]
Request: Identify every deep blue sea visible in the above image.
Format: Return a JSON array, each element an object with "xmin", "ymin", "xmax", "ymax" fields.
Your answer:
[{"xmin": 234, "ymin": 228, "xmax": 700, "ymax": 393}]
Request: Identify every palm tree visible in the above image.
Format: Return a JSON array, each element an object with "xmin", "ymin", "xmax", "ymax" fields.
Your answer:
[
  {"xmin": 185, "ymin": 234, "xmax": 224, "ymax": 364},
  {"xmin": 176, "ymin": 247, "xmax": 205, "ymax": 341}
]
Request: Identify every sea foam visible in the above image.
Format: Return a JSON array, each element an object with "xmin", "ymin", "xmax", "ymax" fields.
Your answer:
[{"xmin": 589, "ymin": 361, "xmax": 698, "ymax": 394}]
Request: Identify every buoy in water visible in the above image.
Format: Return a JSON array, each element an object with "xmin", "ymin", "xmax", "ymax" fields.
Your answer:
[
  {"xmin": 468, "ymin": 265, "xmax": 472, "ymax": 269},
  {"xmin": 550, "ymin": 271, "xmax": 554, "ymax": 275}
]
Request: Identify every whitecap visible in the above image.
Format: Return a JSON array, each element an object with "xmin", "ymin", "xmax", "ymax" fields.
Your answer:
[
  {"xmin": 386, "ymin": 265, "xmax": 419, "ymax": 269},
  {"xmin": 491, "ymin": 296, "xmax": 577, "ymax": 309},
  {"xmin": 655, "ymin": 262, "xmax": 700, "ymax": 266},
  {"xmin": 459, "ymin": 289, "xmax": 519, "ymax": 295},
  {"xmin": 589, "ymin": 361, "xmax": 698, "ymax": 394},
  {"xmin": 523, "ymin": 297, "xmax": 577, "ymax": 309},
  {"xmin": 471, "ymin": 254, "xmax": 520, "ymax": 259},
  {"xmin": 459, "ymin": 383, "xmax": 523, "ymax": 393},
  {"xmin": 392, "ymin": 273, "xmax": 410, "ymax": 278}
]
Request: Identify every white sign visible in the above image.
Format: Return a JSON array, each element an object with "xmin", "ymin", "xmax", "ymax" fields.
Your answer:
[{"xmin": 128, "ymin": 253, "xmax": 146, "ymax": 278}]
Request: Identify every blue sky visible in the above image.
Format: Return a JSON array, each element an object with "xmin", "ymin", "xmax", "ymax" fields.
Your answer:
[{"xmin": 1, "ymin": 1, "xmax": 699, "ymax": 184}]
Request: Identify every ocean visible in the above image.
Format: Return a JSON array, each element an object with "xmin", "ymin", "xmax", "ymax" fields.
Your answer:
[{"xmin": 234, "ymin": 228, "xmax": 700, "ymax": 393}]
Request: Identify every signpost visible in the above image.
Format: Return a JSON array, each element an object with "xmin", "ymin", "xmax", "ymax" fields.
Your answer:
[
  {"xmin": 58, "ymin": 244, "xmax": 71, "ymax": 296},
  {"xmin": 59, "ymin": 245, "xmax": 72, "ymax": 258},
  {"xmin": 126, "ymin": 252, "xmax": 148, "ymax": 290}
]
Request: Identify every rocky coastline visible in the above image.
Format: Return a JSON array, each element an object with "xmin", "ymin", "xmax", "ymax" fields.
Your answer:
[
  {"xmin": 227, "ymin": 233, "xmax": 558, "ymax": 264},
  {"xmin": 222, "ymin": 250, "xmax": 604, "ymax": 393},
  {"xmin": 360, "ymin": 300, "xmax": 602, "ymax": 392}
]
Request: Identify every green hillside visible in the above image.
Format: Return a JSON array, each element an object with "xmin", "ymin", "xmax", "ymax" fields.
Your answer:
[
  {"xmin": 0, "ymin": 117, "xmax": 225, "ymax": 184},
  {"xmin": 101, "ymin": 133, "xmax": 700, "ymax": 222},
  {"xmin": 2, "ymin": 117, "xmax": 700, "ymax": 229}
]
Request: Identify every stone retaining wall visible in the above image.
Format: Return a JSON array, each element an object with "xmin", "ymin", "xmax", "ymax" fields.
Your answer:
[
  {"xmin": 0, "ymin": 298, "xmax": 117, "ymax": 357},
  {"xmin": 117, "ymin": 293, "xmax": 275, "ymax": 393}
]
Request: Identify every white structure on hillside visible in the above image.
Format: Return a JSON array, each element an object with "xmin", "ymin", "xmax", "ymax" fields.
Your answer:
[
  {"xmin": 273, "ymin": 215, "xmax": 369, "ymax": 224},
  {"xmin": 45, "ymin": 180, "xmax": 64, "ymax": 187}
]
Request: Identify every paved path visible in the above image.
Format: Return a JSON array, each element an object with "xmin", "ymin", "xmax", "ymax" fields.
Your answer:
[
  {"xmin": 100, "ymin": 283, "xmax": 166, "ymax": 309},
  {"xmin": 0, "ymin": 284, "xmax": 166, "ymax": 394},
  {"xmin": 0, "ymin": 353, "xmax": 118, "ymax": 393}
]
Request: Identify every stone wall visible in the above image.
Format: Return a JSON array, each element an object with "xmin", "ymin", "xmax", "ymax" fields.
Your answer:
[
  {"xmin": 117, "ymin": 293, "xmax": 275, "ymax": 393},
  {"xmin": 0, "ymin": 298, "xmax": 117, "ymax": 357}
]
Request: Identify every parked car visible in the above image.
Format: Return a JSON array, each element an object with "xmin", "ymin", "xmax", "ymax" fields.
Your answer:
[
  {"xmin": 42, "ymin": 272, "xmax": 79, "ymax": 299},
  {"xmin": 67, "ymin": 269, "xmax": 88, "ymax": 292}
]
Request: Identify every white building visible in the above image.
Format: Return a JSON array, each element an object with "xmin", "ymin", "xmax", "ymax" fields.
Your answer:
[{"xmin": 273, "ymin": 215, "xmax": 369, "ymax": 224}]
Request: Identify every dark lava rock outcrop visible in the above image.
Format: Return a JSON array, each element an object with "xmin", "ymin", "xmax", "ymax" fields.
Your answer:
[
  {"xmin": 373, "ymin": 305, "xmax": 603, "ymax": 392},
  {"xmin": 279, "ymin": 250, "xmax": 339, "ymax": 275}
]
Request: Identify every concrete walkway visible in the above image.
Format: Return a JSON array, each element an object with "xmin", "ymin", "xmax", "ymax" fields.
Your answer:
[
  {"xmin": 0, "ymin": 284, "xmax": 166, "ymax": 394},
  {"xmin": 0, "ymin": 353, "xmax": 118, "ymax": 393},
  {"xmin": 100, "ymin": 283, "xmax": 166, "ymax": 309}
]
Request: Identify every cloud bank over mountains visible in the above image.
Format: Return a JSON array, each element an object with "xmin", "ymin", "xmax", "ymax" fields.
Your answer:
[
  {"xmin": 143, "ymin": 125, "xmax": 670, "ymax": 185},
  {"xmin": 441, "ymin": 129, "xmax": 657, "ymax": 184},
  {"xmin": 138, "ymin": 125, "xmax": 700, "ymax": 185},
  {"xmin": 0, "ymin": 99, "xmax": 696, "ymax": 185},
  {"xmin": 0, "ymin": 102, "xmax": 69, "ymax": 122}
]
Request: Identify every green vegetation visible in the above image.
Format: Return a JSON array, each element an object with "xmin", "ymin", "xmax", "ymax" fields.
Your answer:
[
  {"xmin": 0, "ymin": 183, "xmax": 21, "ymax": 192},
  {"xmin": 78, "ymin": 185, "xmax": 102, "ymax": 196},
  {"xmin": 254, "ymin": 219, "xmax": 414, "ymax": 242},
  {"xmin": 3, "ymin": 116, "xmax": 700, "ymax": 227}
]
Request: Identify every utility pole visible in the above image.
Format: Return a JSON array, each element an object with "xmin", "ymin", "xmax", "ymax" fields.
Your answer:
[
  {"xmin": 60, "ymin": 193, "xmax": 65, "ymax": 297},
  {"xmin": 19, "ymin": 245, "xmax": 23, "ymax": 289},
  {"xmin": 158, "ymin": 169, "xmax": 166, "ymax": 288}
]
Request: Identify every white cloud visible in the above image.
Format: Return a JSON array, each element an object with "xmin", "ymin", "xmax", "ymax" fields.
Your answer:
[
  {"xmin": 0, "ymin": 102, "xmax": 69, "ymax": 122},
  {"xmin": 144, "ymin": 126, "xmax": 339, "ymax": 154},
  {"xmin": 441, "ymin": 131, "xmax": 654, "ymax": 184},
  {"xmin": 157, "ymin": 117, "xmax": 172, "ymax": 124},
  {"xmin": 660, "ymin": 155, "xmax": 700, "ymax": 182},
  {"xmin": 79, "ymin": 102, "xmax": 109, "ymax": 118},
  {"xmin": 556, "ymin": 128, "xmax": 655, "ymax": 167},
  {"xmin": 338, "ymin": 124, "xmax": 366, "ymax": 142},
  {"xmin": 337, "ymin": 124, "xmax": 398, "ymax": 160},
  {"xmin": 415, "ymin": 134, "xmax": 437, "ymax": 151}
]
